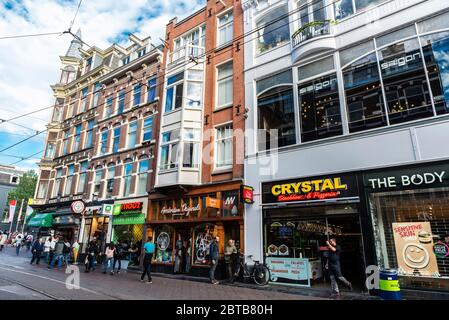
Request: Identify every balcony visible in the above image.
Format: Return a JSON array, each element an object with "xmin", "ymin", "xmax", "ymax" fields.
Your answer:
[
  {"xmin": 291, "ymin": 20, "xmax": 337, "ymax": 62},
  {"xmin": 168, "ymin": 43, "xmax": 205, "ymax": 70}
]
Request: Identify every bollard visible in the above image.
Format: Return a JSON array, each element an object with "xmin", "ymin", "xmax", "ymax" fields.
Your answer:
[{"xmin": 379, "ymin": 269, "xmax": 401, "ymax": 300}]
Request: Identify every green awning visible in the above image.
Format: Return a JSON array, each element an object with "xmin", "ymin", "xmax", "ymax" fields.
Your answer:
[
  {"xmin": 112, "ymin": 214, "xmax": 145, "ymax": 226},
  {"xmin": 28, "ymin": 213, "xmax": 53, "ymax": 227}
]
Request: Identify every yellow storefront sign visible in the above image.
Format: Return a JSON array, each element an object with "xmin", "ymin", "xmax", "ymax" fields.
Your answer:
[{"xmin": 271, "ymin": 178, "xmax": 348, "ymax": 196}]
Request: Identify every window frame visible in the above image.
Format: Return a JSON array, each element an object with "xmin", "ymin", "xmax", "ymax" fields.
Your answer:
[
  {"xmin": 217, "ymin": 9, "xmax": 234, "ymax": 47},
  {"xmin": 159, "ymin": 130, "xmax": 180, "ymax": 171},
  {"xmin": 127, "ymin": 121, "xmax": 138, "ymax": 149},
  {"xmin": 216, "ymin": 61, "xmax": 234, "ymax": 109},
  {"xmin": 214, "ymin": 124, "xmax": 233, "ymax": 170}
]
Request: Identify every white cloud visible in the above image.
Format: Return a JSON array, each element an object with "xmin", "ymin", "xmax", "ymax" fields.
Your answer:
[{"xmin": 0, "ymin": 0, "xmax": 205, "ymax": 169}]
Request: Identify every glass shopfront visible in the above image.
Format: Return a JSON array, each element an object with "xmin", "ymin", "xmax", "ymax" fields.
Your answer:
[
  {"xmin": 365, "ymin": 163, "xmax": 449, "ymax": 292},
  {"xmin": 261, "ymin": 174, "xmax": 366, "ymax": 288},
  {"xmin": 80, "ymin": 206, "xmax": 111, "ymax": 254}
]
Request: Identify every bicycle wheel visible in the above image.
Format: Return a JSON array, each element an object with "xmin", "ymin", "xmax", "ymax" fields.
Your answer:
[{"xmin": 253, "ymin": 265, "xmax": 270, "ymax": 286}]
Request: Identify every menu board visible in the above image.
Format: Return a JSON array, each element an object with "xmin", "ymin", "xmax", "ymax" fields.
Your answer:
[
  {"xmin": 265, "ymin": 258, "xmax": 310, "ymax": 284},
  {"xmin": 392, "ymin": 222, "xmax": 439, "ymax": 277}
]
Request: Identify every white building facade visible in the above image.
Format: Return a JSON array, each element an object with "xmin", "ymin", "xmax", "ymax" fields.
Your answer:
[{"xmin": 242, "ymin": 0, "xmax": 449, "ymax": 294}]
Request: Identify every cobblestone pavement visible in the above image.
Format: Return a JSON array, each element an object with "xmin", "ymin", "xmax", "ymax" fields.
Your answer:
[{"xmin": 0, "ymin": 247, "xmax": 326, "ymax": 300}]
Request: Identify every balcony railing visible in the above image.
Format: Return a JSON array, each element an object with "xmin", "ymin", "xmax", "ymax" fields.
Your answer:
[
  {"xmin": 168, "ymin": 43, "xmax": 205, "ymax": 68},
  {"xmin": 291, "ymin": 20, "xmax": 334, "ymax": 48}
]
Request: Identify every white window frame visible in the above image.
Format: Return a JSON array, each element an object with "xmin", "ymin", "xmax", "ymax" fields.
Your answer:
[
  {"xmin": 77, "ymin": 161, "xmax": 88, "ymax": 194},
  {"xmin": 164, "ymin": 73, "xmax": 184, "ymax": 113},
  {"xmin": 147, "ymin": 77, "xmax": 157, "ymax": 103},
  {"xmin": 117, "ymin": 90, "xmax": 126, "ymax": 114},
  {"xmin": 64, "ymin": 165, "xmax": 75, "ymax": 196},
  {"xmin": 52, "ymin": 168, "xmax": 63, "ymax": 198},
  {"xmin": 133, "ymin": 84, "xmax": 142, "ymax": 107},
  {"xmin": 127, "ymin": 121, "xmax": 137, "ymax": 149},
  {"xmin": 182, "ymin": 128, "xmax": 201, "ymax": 169},
  {"xmin": 104, "ymin": 164, "xmax": 116, "ymax": 199},
  {"xmin": 143, "ymin": 116, "xmax": 153, "ymax": 142},
  {"xmin": 80, "ymin": 87, "xmax": 88, "ymax": 112},
  {"xmin": 100, "ymin": 128, "xmax": 109, "ymax": 156},
  {"xmin": 217, "ymin": 9, "xmax": 234, "ymax": 47},
  {"xmin": 122, "ymin": 160, "xmax": 134, "ymax": 197},
  {"xmin": 216, "ymin": 61, "xmax": 233, "ymax": 109},
  {"xmin": 37, "ymin": 181, "xmax": 48, "ymax": 199},
  {"xmin": 214, "ymin": 124, "xmax": 233, "ymax": 170},
  {"xmin": 93, "ymin": 167, "xmax": 103, "ymax": 196},
  {"xmin": 136, "ymin": 157, "xmax": 150, "ymax": 196},
  {"xmin": 104, "ymin": 95, "xmax": 113, "ymax": 119},
  {"xmin": 159, "ymin": 130, "xmax": 179, "ymax": 171}
]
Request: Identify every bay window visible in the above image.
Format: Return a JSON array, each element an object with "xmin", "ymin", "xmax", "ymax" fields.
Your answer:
[
  {"xmin": 127, "ymin": 121, "xmax": 137, "ymax": 149},
  {"xmin": 217, "ymin": 10, "xmax": 233, "ymax": 47},
  {"xmin": 137, "ymin": 157, "xmax": 149, "ymax": 195},
  {"xmin": 343, "ymin": 52, "xmax": 387, "ymax": 132},
  {"xmin": 165, "ymin": 72, "xmax": 184, "ymax": 112},
  {"xmin": 256, "ymin": 6, "xmax": 290, "ymax": 54},
  {"xmin": 334, "ymin": 0, "xmax": 384, "ymax": 20},
  {"xmin": 160, "ymin": 130, "xmax": 179, "ymax": 170},
  {"xmin": 105, "ymin": 165, "xmax": 115, "ymax": 198},
  {"xmin": 122, "ymin": 160, "xmax": 133, "ymax": 197},
  {"xmin": 215, "ymin": 125, "xmax": 233, "ymax": 169},
  {"xmin": 64, "ymin": 165, "xmax": 75, "ymax": 196},
  {"xmin": 143, "ymin": 117, "xmax": 153, "ymax": 142},
  {"xmin": 77, "ymin": 161, "xmax": 88, "ymax": 194},
  {"xmin": 216, "ymin": 62, "xmax": 233, "ymax": 108},
  {"xmin": 294, "ymin": 0, "xmax": 328, "ymax": 44},
  {"xmin": 113, "ymin": 126, "xmax": 120, "ymax": 153},
  {"xmin": 147, "ymin": 78, "xmax": 157, "ymax": 102},
  {"xmin": 183, "ymin": 129, "xmax": 200, "ymax": 168}
]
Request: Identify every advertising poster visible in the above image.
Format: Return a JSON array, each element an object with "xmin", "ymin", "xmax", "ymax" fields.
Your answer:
[
  {"xmin": 392, "ymin": 222, "xmax": 439, "ymax": 277},
  {"xmin": 265, "ymin": 257, "xmax": 310, "ymax": 286}
]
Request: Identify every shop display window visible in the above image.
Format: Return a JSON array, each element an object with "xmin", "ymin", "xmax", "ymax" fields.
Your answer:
[
  {"xmin": 421, "ymin": 31, "xmax": 449, "ymax": 115},
  {"xmin": 370, "ymin": 187, "xmax": 449, "ymax": 288},
  {"xmin": 193, "ymin": 223, "xmax": 216, "ymax": 265},
  {"xmin": 379, "ymin": 39, "xmax": 433, "ymax": 124},
  {"xmin": 299, "ymin": 73, "xmax": 343, "ymax": 142},
  {"xmin": 221, "ymin": 190, "xmax": 240, "ymax": 217},
  {"xmin": 343, "ymin": 52, "xmax": 387, "ymax": 132},
  {"xmin": 154, "ymin": 225, "xmax": 174, "ymax": 264}
]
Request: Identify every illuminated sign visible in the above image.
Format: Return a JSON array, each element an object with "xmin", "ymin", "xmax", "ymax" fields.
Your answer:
[
  {"xmin": 241, "ymin": 185, "xmax": 254, "ymax": 204},
  {"xmin": 113, "ymin": 202, "xmax": 143, "ymax": 216},
  {"xmin": 206, "ymin": 197, "xmax": 221, "ymax": 209},
  {"xmin": 262, "ymin": 174, "xmax": 357, "ymax": 204},
  {"xmin": 160, "ymin": 204, "xmax": 200, "ymax": 217}
]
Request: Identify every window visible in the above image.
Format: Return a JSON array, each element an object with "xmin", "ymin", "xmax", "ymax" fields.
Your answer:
[
  {"xmin": 258, "ymin": 86, "xmax": 296, "ymax": 151},
  {"xmin": 143, "ymin": 117, "xmax": 153, "ymax": 142},
  {"xmin": 105, "ymin": 165, "xmax": 115, "ymax": 198},
  {"xmin": 60, "ymin": 66, "xmax": 76, "ymax": 84},
  {"xmin": 215, "ymin": 125, "xmax": 233, "ymax": 169},
  {"xmin": 93, "ymin": 167, "xmax": 102, "ymax": 195},
  {"xmin": 122, "ymin": 161, "xmax": 133, "ymax": 197},
  {"xmin": 147, "ymin": 78, "xmax": 157, "ymax": 102},
  {"xmin": 256, "ymin": 6, "xmax": 290, "ymax": 54},
  {"xmin": 105, "ymin": 96, "xmax": 113, "ymax": 118},
  {"xmin": 127, "ymin": 121, "xmax": 137, "ymax": 149},
  {"xmin": 165, "ymin": 72, "xmax": 184, "ymax": 112},
  {"xmin": 37, "ymin": 181, "xmax": 48, "ymax": 199},
  {"xmin": 122, "ymin": 56, "xmax": 130, "ymax": 65},
  {"xmin": 85, "ymin": 57, "xmax": 93, "ymax": 73},
  {"xmin": 52, "ymin": 168, "xmax": 63, "ymax": 197},
  {"xmin": 160, "ymin": 130, "xmax": 179, "ymax": 170},
  {"xmin": 138, "ymin": 48, "xmax": 146, "ymax": 58},
  {"xmin": 86, "ymin": 120, "xmax": 94, "ymax": 148},
  {"xmin": 335, "ymin": 0, "xmax": 384, "ymax": 20},
  {"xmin": 45, "ymin": 143, "xmax": 56, "ymax": 158},
  {"xmin": 379, "ymin": 39, "xmax": 433, "ymax": 124},
  {"xmin": 217, "ymin": 62, "xmax": 233, "ymax": 108},
  {"xmin": 299, "ymin": 74, "xmax": 343, "ymax": 142},
  {"xmin": 137, "ymin": 158, "xmax": 149, "ymax": 195},
  {"xmin": 73, "ymin": 124, "xmax": 82, "ymax": 151},
  {"xmin": 92, "ymin": 83, "xmax": 102, "ymax": 108},
  {"xmin": 422, "ymin": 31, "xmax": 449, "ymax": 115},
  {"xmin": 343, "ymin": 53, "xmax": 387, "ymax": 132},
  {"xmin": 52, "ymin": 99, "xmax": 64, "ymax": 122},
  {"xmin": 117, "ymin": 90, "xmax": 125, "ymax": 114},
  {"xmin": 63, "ymin": 130, "xmax": 70, "ymax": 155},
  {"xmin": 100, "ymin": 129, "xmax": 109, "ymax": 155},
  {"xmin": 77, "ymin": 161, "xmax": 88, "ymax": 194},
  {"xmin": 64, "ymin": 165, "xmax": 75, "ymax": 196},
  {"xmin": 133, "ymin": 84, "xmax": 142, "ymax": 106},
  {"xmin": 68, "ymin": 101, "xmax": 76, "ymax": 119},
  {"xmin": 183, "ymin": 129, "xmax": 200, "ymax": 168},
  {"xmin": 80, "ymin": 88, "xmax": 88, "ymax": 112},
  {"xmin": 113, "ymin": 127, "xmax": 120, "ymax": 153},
  {"xmin": 217, "ymin": 10, "xmax": 233, "ymax": 47},
  {"xmin": 293, "ymin": 0, "xmax": 328, "ymax": 44}
]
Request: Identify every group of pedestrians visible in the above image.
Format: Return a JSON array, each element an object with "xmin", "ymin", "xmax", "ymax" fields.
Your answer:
[
  {"xmin": 84, "ymin": 238, "xmax": 125, "ymax": 275},
  {"xmin": 28, "ymin": 235, "xmax": 72, "ymax": 269}
]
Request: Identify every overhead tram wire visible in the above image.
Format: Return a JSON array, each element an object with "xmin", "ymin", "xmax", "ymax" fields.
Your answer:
[
  {"xmin": 69, "ymin": 0, "xmax": 83, "ymax": 31},
  {"xmin": 9, "ymin": 150, "xmax": 43, "ymax": 166},
  {"xmin": 0, "ymin": 0, "xmax": 347, "ymax": 157},
  {"xmin": 0, "ymin": 31, "xmax": 64, "ymax": 41}
]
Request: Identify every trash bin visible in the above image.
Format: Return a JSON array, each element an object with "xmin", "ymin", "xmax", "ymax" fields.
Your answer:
[{"xmin": 379, "ymin": 269, "xmax": 401, "ymax": 300}]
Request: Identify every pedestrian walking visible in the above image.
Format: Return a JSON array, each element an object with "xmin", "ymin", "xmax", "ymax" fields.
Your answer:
[
  {"xmin": 85, "ymin": 239, "xmax": 99, "ymax": 273},
  {"xmin": 48, "ymin": 237, "xmax": 65, "ymax": 270},
  {"xmin": 209, "ymin": 236, "xmax": 219, "ymax": 285},
  {"xmin": 103, "ymin": 243, "xmax": 115, "ymax": 275},
  {"xmin": 15, "ymin": 236, "xmax": 23, "ymax": 256},
  {"xmin": 30, "ymin": 238, "xmax": 44, "ymax": 265},
  {"xmin": 43, "ymin": 236, "xmax": 53, "ymax": 263},
  {"xmin": 326, "ymin": 237, "xmax": 352, "ymax": 297},
  {"xmin": 224, "ymin": 239, "xmax": 237, "ymax": 284},
  {"xmin": 63, "ymin": 239, "xmax": 71, "ymax": 266},
  {"xmin": 25, "ymin": 234, "xmax": 33, "ymax": 251},
  {"xmin": 140, "ymin": 237, "xmax": 155, "ymax": 283},
  {"xmin": 174, "ymin": 234, "xmax": 183, "ymax": 274},
  {"xmin": 113, "ymin": 240, "xmax": 123, "ymax": 274},
  {"xmin": 0, "ymin": 231, "xmax": 7, "ymax": 252}
]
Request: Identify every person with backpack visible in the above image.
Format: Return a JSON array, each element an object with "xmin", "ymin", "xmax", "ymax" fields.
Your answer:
[
  {"xmin": 30, "ymin": 238, "xmax": 44, "ymax": 265},
  {"xmin": 103, "ymin": 243, "xmax": 115, "ymax": 275},
  {"xmin": 113, "ymin": 240, "xmax": 123, "ymax": 274}
]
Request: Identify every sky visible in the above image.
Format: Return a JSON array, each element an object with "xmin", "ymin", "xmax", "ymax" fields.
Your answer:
[{"xmin": 0, "ymin": 0, "xmax": 205, "ymax": 172}]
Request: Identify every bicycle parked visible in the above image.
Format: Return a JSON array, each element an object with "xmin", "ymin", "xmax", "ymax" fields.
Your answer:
[{"xmin": 234, "ymin": 253, "xmax": 270, "ymax": 286}]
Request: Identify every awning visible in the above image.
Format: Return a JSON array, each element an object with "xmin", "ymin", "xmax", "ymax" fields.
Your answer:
[
  {"xmin": 27, "ymin": 213, "xmax": 53, "ymax": 228},
  {"xmin": 112, "ymin": 214, "xmax": 145, "ymax": 226}
]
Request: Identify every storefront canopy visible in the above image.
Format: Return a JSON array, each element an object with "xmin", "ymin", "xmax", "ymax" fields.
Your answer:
[
  {"xmin": 27, "ymin": 213, "xmax": 53, "ymax": 228},
  {"xmin": 112, "ymin": 214, "xmax": 145, "ymax": 226}
]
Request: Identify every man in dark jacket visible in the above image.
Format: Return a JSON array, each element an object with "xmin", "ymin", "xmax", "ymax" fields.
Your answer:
[
  {"xmin": 113, "ymin": 240, "xmax": 123, "ymax": 274},
  {"xmin": 85, "ymin": 239, "xmax": 99, "ymax": 273},
  {"xmin": 48, "ymin": 237, "xmax": 65, "ymax": 269},
  {"xmin": 30, "ymin": 238, "xmax": 44, "ymax": 265},
  {"xmin": 209, "ymin": 236, "xmax": 219, "ymax": 284}
]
